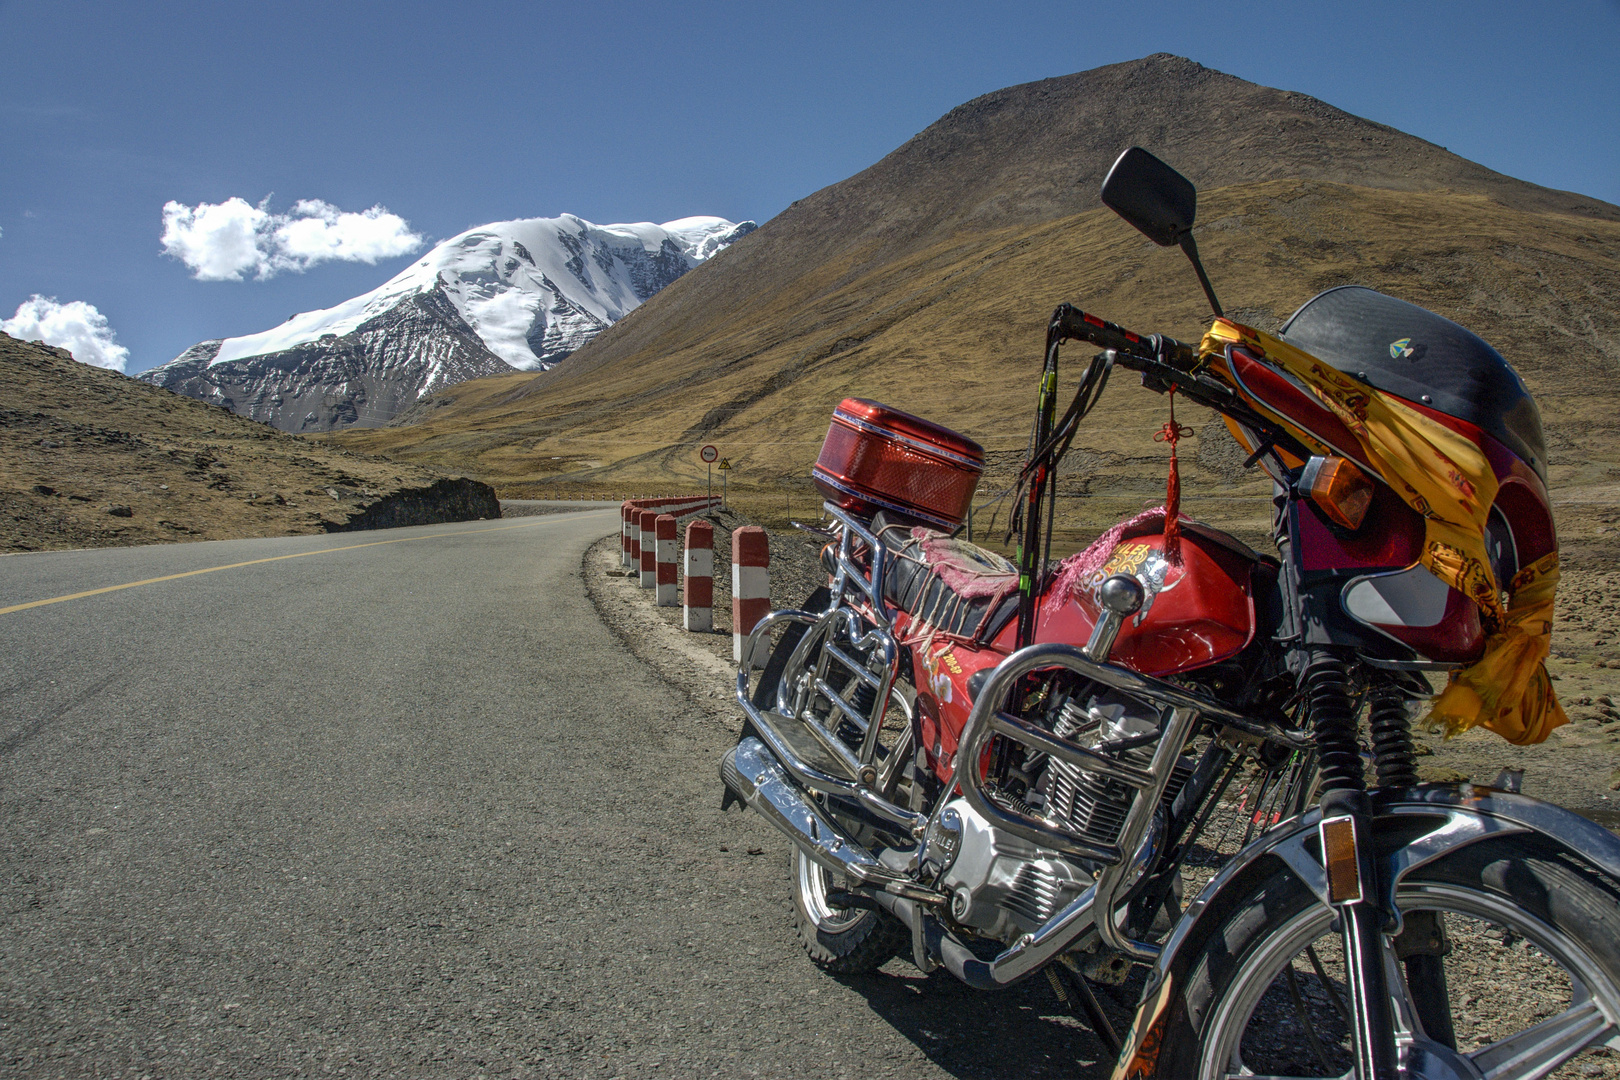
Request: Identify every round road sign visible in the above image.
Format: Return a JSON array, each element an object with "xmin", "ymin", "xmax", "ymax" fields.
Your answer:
[{"xmin": 700, "ymin": 444, "xmax": 719, "ymax": 463}]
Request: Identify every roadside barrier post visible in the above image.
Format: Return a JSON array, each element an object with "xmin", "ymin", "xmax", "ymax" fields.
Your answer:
[
  {"xmin": 638, "ymin": 510, "xmax": 657, "ymax": 588},
  {"xmin": 732, "ymin": 525, "xmax": 770, "ymax": 668},
  {"xmin": 627, "ymin": 503, "xmax": 643, "ymax": 569},
  {"xmin": 655, "ymin": 514, "xmax": 678, "ymax": 606},
  {"xmin": 683, "ymin": 520, "xmax": 714, "ymax": 631},
  {"xmin": 621, "ymin": 501, "xmax": 634, "ymax": 567}
]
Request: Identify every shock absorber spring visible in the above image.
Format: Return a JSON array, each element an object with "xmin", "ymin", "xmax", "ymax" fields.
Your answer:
[
  {"xmin": 1367, "ymin": 682, "xmax": 1419, "ymax": 789},
  {"xmin": 1302, "ymin": 650, "xmax": 1364, "ymax": 792}
]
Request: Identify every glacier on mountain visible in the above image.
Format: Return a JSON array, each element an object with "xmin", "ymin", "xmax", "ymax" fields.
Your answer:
[
  {"xmin": 140, "ymin": 214, "xmax": 755, "ymax": 431},
  {"xmin": 211, "ymin": 214, "xmax": 752, "ymax": 371}
]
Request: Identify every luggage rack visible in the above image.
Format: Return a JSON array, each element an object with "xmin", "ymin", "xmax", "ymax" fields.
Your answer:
[
  {"xmin": 823, "ymin": 502, "xmax": 895, "ymax": 628},
  {"xmin": 735, "ymin": 502, "xmax": 919, "ymax": 830}
]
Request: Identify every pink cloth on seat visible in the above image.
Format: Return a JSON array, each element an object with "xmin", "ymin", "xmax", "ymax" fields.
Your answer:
[
  {"xmin": 1049, "ymin": 506, "xmax": 1174, "ymax": 602},
  {"xmin": 907, "ymin": 527, "xmax": 1019, "ymax": 601}
]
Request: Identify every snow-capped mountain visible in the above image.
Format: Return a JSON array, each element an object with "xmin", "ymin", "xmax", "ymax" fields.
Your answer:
[{"xmin": 140, "ymin": 214, "xmax": 756, "ymax": 431}]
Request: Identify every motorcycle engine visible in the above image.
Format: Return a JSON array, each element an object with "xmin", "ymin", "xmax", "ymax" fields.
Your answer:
[
  {"xmin": 928, "ymin": 689, "xmax": 1191, "ymax": 942},
  {"xmin": 930, "ymin": 796, "xmax": 1092, "ymax": 941},
  {"xmin": 1043, "ymin": 691, "xmax": 1162, "ymax": 853}
]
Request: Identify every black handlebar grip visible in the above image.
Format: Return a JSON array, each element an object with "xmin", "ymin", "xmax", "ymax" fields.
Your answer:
[
  {"xmin": 1049, "ymin": 303, "xmax": 1153, "ymax": 358},
  {"xmin": 1050, "ymin": 305, "xmax": 1205, "ymax": 373}
]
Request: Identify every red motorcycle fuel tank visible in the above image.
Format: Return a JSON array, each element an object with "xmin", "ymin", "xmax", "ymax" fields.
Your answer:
[
  {"xmin": 1035, "ymin": 526, "xmax": 1259, "ymax": 679},
  {"xmin": 907, "ymin": 524, "xmax": 1262, "ymax": 782}
]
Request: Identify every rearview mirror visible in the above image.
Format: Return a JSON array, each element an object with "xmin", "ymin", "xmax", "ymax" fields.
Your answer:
[{"xmin": 1100, "ymin": 147, "xmax": 1197, "ymax": 247}]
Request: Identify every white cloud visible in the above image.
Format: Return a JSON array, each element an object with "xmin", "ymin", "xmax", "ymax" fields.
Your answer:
[
  {"xmin": 161, "ymin": 196, "xmax": 424, "ymax": 281},
  {"xmin": 3, "ymin": 295, "xmax": 130, "ymax": 372},
  {"xmin": 160, "ymin": 197, "xmax": 267, "ymax": 281}
]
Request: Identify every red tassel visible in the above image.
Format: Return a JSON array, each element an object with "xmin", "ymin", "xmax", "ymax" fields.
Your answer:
[{"xmin": 1154, "ymin": 389, "xmax": 1194, "ymax": 566}]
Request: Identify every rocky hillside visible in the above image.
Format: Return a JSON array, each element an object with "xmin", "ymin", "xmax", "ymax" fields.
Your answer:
[
  {"xmin": 506, "ymin": 52, "xmax": 1612, "ymax": 394},
  {"xmin": 328, "ymin": 55, "xmax": 1620, "ymax": 567},
  {"xmin": 139, "ymin": 215, "xmax": 755, "ymax": 432},
  {"xmin": 1, "ymin": 333, "xmax": 497, "ymax": 553}
]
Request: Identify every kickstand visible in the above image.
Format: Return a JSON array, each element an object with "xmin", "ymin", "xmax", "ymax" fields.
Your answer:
[{"xmin": 1047, "ymin": 962, "xmax": 1122, "ymax": 1059}]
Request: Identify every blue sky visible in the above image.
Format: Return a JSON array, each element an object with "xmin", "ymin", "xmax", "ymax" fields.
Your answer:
[{"xmin": 2, "ymin": 0, "xmax": 1617, "ymax": 376}]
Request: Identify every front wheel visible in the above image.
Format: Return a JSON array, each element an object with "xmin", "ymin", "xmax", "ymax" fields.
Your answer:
[
  {"xmin": 791, "ymin": 848, "xmax": 910, "ymax": 973},
  {"xmin": 1137, "ymin": 834, "xmax": 1620, "ymax": 1080}
]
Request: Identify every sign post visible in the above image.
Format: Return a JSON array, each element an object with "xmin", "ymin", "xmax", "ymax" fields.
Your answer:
[
  {"xmin": 700, "ymin": 444, "xmax": 718, "ymax": 507},
  {"xmin": 716, "ymin": 457, "xmax": 732, "ymax": 511}
]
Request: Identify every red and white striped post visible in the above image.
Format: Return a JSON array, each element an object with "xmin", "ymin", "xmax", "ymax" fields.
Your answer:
[
  {"xmin": 654, "ymin": 514, "xmax": 678, "ymax": 606},
  {"xmin": 732, "ymin": 525, "xmax": 770, "ymax": 668},
  {"xmin": 638, "ymin": 509, "xmax": 657, "ymax": 588},
  {"xmin": 629, "ymin": 503, "xmax": 645, "ymax": 569},
  {"xmin": 683, "ymin": 520, "xmax": 714, "ymax": 631},
  {"xmin": 621, "ymin": 501, "xmax": 635, "ymax": 567}
]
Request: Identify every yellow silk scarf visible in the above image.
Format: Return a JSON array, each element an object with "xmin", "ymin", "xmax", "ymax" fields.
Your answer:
[{"xmin": 1200, "ymin": 320, "xmax": 1566, "ymax": 744}]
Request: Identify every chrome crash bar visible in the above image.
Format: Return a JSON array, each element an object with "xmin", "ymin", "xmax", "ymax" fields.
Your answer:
[
  {"xmin": 736, "ymin": 606, "xmax": 918, "ymax": 830},
  {"xmin": 944, "ymin": 642, "xmax": 1275, "ymax": 961}
]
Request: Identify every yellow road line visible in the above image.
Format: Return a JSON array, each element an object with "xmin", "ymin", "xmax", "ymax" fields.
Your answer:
[{"xmin": 1, "ymin": 516, "xmax": 595, "ymax": 617}]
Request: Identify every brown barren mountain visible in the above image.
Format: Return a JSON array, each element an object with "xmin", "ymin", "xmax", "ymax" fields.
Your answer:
[
  {"xmin": 1, "ymin": 333, "xmax": 498, "ymax": 553},
  {"xmin": 331, "ymin": 54, "xmax": 1620, "ymax": 566}
]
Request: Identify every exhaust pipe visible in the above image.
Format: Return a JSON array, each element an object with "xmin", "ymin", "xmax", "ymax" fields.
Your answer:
[{"xmin": 721, "ymin": 738, "xmax": 941, "ymax": 903}]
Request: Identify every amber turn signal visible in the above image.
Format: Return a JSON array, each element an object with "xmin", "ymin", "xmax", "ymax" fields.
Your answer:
[{"xmin": 1303, "ymin": 455, "xmax": 1373, "ymax": 530}]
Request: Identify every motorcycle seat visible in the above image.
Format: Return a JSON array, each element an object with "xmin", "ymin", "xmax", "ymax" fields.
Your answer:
[{"xmin": 869, "ymin": 512, "xmax": 1020, "ymax": 644}]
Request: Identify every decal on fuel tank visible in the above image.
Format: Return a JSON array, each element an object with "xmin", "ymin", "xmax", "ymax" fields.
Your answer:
[{"xmin": 1083, "ymin": 541, "xmax": 1182, "ymax": 624}]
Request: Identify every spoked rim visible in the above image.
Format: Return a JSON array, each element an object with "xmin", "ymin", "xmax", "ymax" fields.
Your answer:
[
  {"xmin": 795, "ymin": 848, "xmax": 866, "ymax": 933},
  {"xmin": 1201, "ymin": 883, "xmax": 1620, "ymax": 1080}
]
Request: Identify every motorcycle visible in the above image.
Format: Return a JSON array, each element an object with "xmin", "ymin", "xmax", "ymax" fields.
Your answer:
[{"xmin": 720, "ymin": 146, "xmax": 1620, "ymax": 1079}]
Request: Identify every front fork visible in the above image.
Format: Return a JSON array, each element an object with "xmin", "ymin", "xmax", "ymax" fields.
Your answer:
[
  {"xmin": 1306, "ymin": 648, "xmax": 1448, "ymax": 1078},
  {"xmin": 1277, "ymin": 470, "xmax": 1431, "ymax": 1076},
  {"xmin": 1319, "ymin": 786, "xmax": 1402, "ymax": 1079},
  {"xmin": 1303, "ymin": 647, "xmax": 1400, "ymax": 1078}
]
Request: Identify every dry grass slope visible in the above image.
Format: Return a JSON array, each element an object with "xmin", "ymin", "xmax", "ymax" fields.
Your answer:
[
  {"xmin": 331, "ymin": 180, "xmax": 1620, "ymax": 565},
  {"xmin": 0, "ymin": 333, "xmax": 493, "ymax": 553}
]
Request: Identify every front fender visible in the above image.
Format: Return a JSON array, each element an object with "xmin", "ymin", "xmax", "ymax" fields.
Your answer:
[{"xmin": 1111, "ymin": 784, "xmax": 1620, "ymax": 1080}]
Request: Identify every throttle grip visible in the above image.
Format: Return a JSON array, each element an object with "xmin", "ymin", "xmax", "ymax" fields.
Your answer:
[
  {"xmin": 1049, "ymin": 303, "xmax": 1198, "ymax": 372},
  {"xmin": 1049, "ymin": 303, "xmax": 1150, "ymax": 357}
]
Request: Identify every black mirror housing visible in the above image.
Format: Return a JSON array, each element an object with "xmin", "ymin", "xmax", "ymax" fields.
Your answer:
[{"xmin": 1100, "ymin": 147, "xmax": 1197, "ymax": 247}]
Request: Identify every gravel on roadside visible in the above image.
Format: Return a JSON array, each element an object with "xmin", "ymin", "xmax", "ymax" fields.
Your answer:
[{"xmin": 581, "ymin": 508, "xmax": 830, "ymax": 728}]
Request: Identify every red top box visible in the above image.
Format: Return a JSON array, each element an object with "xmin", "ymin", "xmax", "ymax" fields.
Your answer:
[{"xmin": 811, "ymin": 398, "xmax": 984, "ymax": 531}]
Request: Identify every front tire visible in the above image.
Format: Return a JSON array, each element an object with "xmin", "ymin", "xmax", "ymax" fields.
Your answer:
[
  {"xmin": 791, "ymin": 849, "xmax": 910, "ymax": 973},
  {"xmin": 1137, "ymin": 833, "xmax": 1620, "ymax": 1080}
]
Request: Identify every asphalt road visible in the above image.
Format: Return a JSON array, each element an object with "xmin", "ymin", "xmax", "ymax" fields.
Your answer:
[{"xmin": 0, "ymin": 511, "xmax": 1111, "ymax": 1079}]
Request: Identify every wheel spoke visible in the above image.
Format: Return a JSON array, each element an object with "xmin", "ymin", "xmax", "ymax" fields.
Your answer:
[
  {"xmin": 1304, "ymin": 945, "xmax": 1352, "ymax": 1029},
  {"xmin": 1466, "ymin": 1000, "xmax": 1613, "ymax": 1080},
  {"xmin": 1284, "ymin": 963, "xmax": 1340, "ymax": 1075}
]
